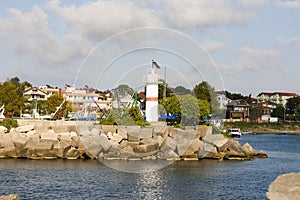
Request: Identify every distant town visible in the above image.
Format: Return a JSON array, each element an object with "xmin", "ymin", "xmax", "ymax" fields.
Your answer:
[{"xmin": 0, "ymin": 76, "xmax": 299, "ymax": 123}]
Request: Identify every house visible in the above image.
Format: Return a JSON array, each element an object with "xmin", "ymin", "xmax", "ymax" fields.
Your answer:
[
  {"xmin": 216, "ymin": 93, "xmax": 231, "ymax": 110},
  {"xmin": 23, "ymin": 87, "xmax": 49, "ymax": 101},
  {"xmin": 64, "ymin": 86, "xmax": 112, "ymax": 112},
  {"xmin": 226, "ymin": 99, "xmax": 251, "ymax": 122},
  {"xmin": 260, "ymin": 102, "xmax": 278, "ymax": 122},
  {"xmin": 23, "ymin": 86, "xmax": 61, "ymax": 101},
  {"xmin": 257, "ymin": 92, "xmax": 298, "ymax": 106}
]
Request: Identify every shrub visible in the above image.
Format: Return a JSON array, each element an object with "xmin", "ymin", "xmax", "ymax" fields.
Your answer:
[{"xmin": 0, "ymin": 118, "xmax": 18, "ymax": 132}]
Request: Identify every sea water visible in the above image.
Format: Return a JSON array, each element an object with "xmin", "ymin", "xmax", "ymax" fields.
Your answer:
[{"xmin": 0, "ymin": 134, "xmax": 299, "ymax": 199}]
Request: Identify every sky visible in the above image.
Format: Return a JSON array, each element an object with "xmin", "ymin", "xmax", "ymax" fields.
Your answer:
[{"xmin": 0, "ymin": 0, "xmax": 300, "ymax": 96}]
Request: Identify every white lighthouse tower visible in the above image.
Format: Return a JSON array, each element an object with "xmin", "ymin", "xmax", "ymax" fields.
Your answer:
[{"xmin": 144, "ymin": 60, "xmax": 160, "ymax": 122}]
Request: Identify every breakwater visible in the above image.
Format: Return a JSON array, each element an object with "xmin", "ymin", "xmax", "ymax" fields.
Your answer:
[{"xmin": 0, "ymin": 120, "xmax": 267, "ymax": 160}]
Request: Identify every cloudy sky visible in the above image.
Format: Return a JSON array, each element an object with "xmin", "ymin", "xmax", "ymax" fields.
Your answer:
[{"xmin": 0, "ymin": 0, "xmax": 299, "ymax": 96}]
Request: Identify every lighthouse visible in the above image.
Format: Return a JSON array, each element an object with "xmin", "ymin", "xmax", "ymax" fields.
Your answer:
[{"xmin": 144, "ymin": 60, "xmax": 160, "ymax": 122}]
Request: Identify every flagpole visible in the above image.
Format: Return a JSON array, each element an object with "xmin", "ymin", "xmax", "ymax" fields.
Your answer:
[{"xmin": 163, "ymin": 66, "xmax": 166, "ymax": 99}]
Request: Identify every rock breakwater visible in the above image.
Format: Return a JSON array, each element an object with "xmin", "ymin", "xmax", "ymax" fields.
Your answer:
[{"xmin": 0, "ymin": 120, "xmax": 267, "ymax": 160}]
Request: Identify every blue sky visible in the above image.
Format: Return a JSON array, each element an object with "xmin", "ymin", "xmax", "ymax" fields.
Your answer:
[{"xmin": 0, "ymin": 0, "xmax": 300, "ymax": 96}]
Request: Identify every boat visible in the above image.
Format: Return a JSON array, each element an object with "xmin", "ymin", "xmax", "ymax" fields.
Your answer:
[
  {"xmin": 227, "ymin": 128, "xmax": 242, "ymax": 138},
  {"xmin": 242, "ymin": 130, "xmax": 252, "ymax": 135},
  {"xmin": 281, "ymin": 131, "xmax": 288, "ymax": 135}
]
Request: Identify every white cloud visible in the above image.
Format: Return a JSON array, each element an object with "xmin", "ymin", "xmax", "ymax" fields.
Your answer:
[
  {"xmin": 156, "ymin": 0, "xmax": 267, "ymax": 28},
  {"xmin": 275, "ymin": 36, "xmax": 300, "ymax": 49},
  {"xmin": 0, "ymin": 5, "xmax": 92, "ymax": 67},
  {"xmin": 275, "ymin": 1, "xmax": 300, "ymax": 9},
  {"xmin": 202, "ymin": 40, "xmax": 224, "ymax": 53},
  {"xmin": 46, "ymin": 0, "xmax": 164, "ymax": 41},
  {"xmin": 222, "ymin": 47, "xmax": 280, "ymax": 71}
]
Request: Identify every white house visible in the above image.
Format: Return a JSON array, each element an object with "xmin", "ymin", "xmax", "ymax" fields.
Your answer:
[{"xmin": 257, "ymin": 92, "xmax": 298, "ymax": 106}]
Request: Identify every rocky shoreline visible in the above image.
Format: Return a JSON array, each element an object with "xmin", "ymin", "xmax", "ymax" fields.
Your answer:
[{"xmin": 0, "ymin": 120, "xmax": 267, "ymax": 161}]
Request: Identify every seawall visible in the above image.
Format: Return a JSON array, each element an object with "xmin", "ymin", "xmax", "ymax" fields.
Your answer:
[{"xmin": 0, "ymin": 120, "xmax": 267, "ymax": 160}]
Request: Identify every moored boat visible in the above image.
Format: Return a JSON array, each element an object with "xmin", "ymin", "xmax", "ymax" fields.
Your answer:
[{"xmin": 228, "ymin": 128, "xmax": 242, "ymax": 138}]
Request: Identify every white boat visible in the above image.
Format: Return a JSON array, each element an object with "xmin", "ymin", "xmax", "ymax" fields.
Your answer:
[
  {"xmin": 228, "ymin": 128, "xmax": 242, "ymax": 138},
  {"xmin": 242, "ymin": 130, "xmax": 252, "ymax": 135}
]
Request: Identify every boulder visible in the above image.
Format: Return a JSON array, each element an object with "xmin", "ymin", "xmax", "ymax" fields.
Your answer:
[
  {"xmin": 168, "ymin": 127, "xmax": 179, "ymax": 138},
  {"xmin": 57, "ymin": 132, "xmax": 72, "ymax": 142},
  {"xmin": 34, "ymin": 140, "xmax": 55, "ymax": 158},
  {"xmin": 203, "ymin": 133, "xmax": 228, "ymax": 148},
  {"xmin": 139, "ymin": 127, "xmax": 153, "ymax": 138},
  {"xmin": 219, "ymin": 139, "xmax": 247, "ymax": 159},
  {"xmin": 52, "ymin": 141, "xmax": 72, "ymax": 158},
  {"xmin": 126, "ymin": 126, "xmax": 141, "ymax": 138},
  {"xmin": 182, "ymin": 139, "xmax": 203, "ymax": 156},
  {"xmin": 0, "ymin": 126, "xmax": 7, "ymax": 134},
  {"xmin": 157, "ymin": 149, "xmax": 179, "ymax": 160},
  {"xmin": 100, "ymin": 125, "xmax": 117, "ymax": 134},
  {"xmin": 66, "ymin": 147, "xmax": 80, "ymax": 159},
  {"xmin": 266, "ymin": 173, "xmax": 300, "ymax": 200},
  {"xmin": 80, "ymin": 135, "xmax": 103, "ymax": 159},
  {"xmin": 98, "ymin": 134, "xmax": 112, "ymax": 151},
  {"xmin": 256, "ymin": 150, "xmax": 268, "ymax": 158},
  {"xmin": 41, "ymin": 130, "xmax": 58, "ymax": 141},
  {"xmin": 199, "ymin": 144, "xmax": 222, "ymax": 159},
  {"xmin": 0, "ymin": 194, "xmax": 19, "ymax": 200},
  {"xmin": 16, "ymin": 125, "xmax": 34, "ymax": 133},
  {"xmin": 161, "ymin": 136, "xmax": 177, "ymax": 152},
  {"xmin": 110, "ymin": 133, "xmax": 124, "ymax": 143},
  {"xmin": 0, "ymin": 147, "xmax": 18, "ymax": 158},
  {"xmin": 242, "ymin": 142, "xmax": 257, "ymax": 157},
  {"xmin": 0, "ymin": 133, "xmax": 14, "ymax": 148},
  {"xmin": 11, "ymin": 132, "xmax": 28, "ymax": 149},
  {"xmin": 196, "ymin": 125, "xmax": 209, "ymax": 139},
  {"xmin": 133, "ymin": 142, "xmax": 159, "ymax": 154}
]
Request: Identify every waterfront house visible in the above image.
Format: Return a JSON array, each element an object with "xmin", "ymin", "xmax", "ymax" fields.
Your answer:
[
  {"xmin": 257, "ymin": 92, "xmax": 298, "ymax": 106},
  {"xmin": 260, "ymin": 101, "xmax": 278, "ymax": 122},
  {"xmin": 216, "ymin": 93, "xmax": 231, "ymax": 110},
  {"xmin": 226, "ymin": 99, "xmax": 251, "ymax": 122},
  {"xmin": 23, "ymin": 86, "xmax": 61, "ymax": 101}
]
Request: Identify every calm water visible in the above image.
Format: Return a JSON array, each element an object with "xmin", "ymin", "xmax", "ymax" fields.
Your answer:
[{"xmin": 0, "ymin": 134, "xmax": 299, "ymax": 199}]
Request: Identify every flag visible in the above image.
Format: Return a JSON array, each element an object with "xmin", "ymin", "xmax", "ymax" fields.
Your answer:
[{"xmin": 152, "ymin": 60, "xmax": 160, "ymax": 69}]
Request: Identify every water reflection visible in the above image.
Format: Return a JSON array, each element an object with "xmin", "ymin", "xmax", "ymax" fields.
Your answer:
[
  {"xmin": 134, "ymin": 171, "xmax": 167, "ymax": 200},
  {"xmin": 99, "ymin": 159, "xmax": 173, "ymax": 173}
]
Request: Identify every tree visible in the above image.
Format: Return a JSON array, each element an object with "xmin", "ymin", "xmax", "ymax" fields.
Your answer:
[
  {"xmin": 285, "ymin": 97, "xmax": 300, "ymax": 116},
  {"xmin": 225, "ymin": 90, "xmax": 252, "ymax": 104},
  {"xmin": 114, "ymin": 84, "xmax": 134, "ymax": 97},
  {"xmin": 171, "ymin": 86, "xmax": 191, "ymax": 95},
  {"xmin": 158, "ymin": 80, "xmax": 172, "ymax": 100},
  {"xmin": 0, "ymin": 81, "xmax": 26, "ymax": 116},
  {"xmin": 249, "ymin": 103, "xmax": 262, "ymax": 121},
  {"xmin": 193, "ymin": 81, "xmax": 221, "ymax": 117},
  {"xmin": 295, "ymin": 104, "xmax": 300, "ymax": 121},
  {"xmin": 271, "ymin": 104, "xmax": 285, "ymax": 120},
  {"xmin": 160, "ymin": 94, "xmax": 210, "ymax": 125}
]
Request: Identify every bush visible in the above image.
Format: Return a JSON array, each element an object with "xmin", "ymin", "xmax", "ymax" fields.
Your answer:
[{"xmin": 0, "ymin": 118, "xmax": 18, "ymax": 132}]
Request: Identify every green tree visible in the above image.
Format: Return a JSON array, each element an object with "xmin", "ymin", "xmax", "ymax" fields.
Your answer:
[
  {"xmin": 295, "ymin": 104, "xmax": 300, "ymax": 121},
  {"xmin": 160, "ymin": 94, "xmax": 210, "ymax": 125},
  {"xmin": 114, "ymin": 84, "xmax": 134, "ymax": 97},
  {"xmin": 158, "ymin": 80, "xmax": 172, "ymax": 100},
  {"xmin": 285, "ymin": 97, "xmax": 300, "ymax": 117},
  {"xmin": 0, "ymin": 81, "xmax": 26, "ymax": 117},
  {"xmin": 271, "ymin": 104, "xmax": 284, "ymax": 120},
  {"xmin": 193, "ymin": 81, "xmax": 221, "ymax": 117},
  {"xmin": 249, "ymin": 103, "xmax": 262, "ymax": 121},
  {"xmin": 171, "ymin": 86, "xmax": 191, "ymax": 95}
]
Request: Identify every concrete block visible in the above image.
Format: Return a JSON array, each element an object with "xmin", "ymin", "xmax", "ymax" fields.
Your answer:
[
  {"xmin": 101, "ymin": 125, "xmax": 117, "ymax": 134},
  {"xmin": 0, "ymin": 126, "xmax": 7, "ymax": 134},
  {"xmin": 133, "ymin": 142, "xmax": 159, "ymax": 153},
  {"xmin": 161, "ymin": 136, "xmax": 177, "ymax": 151},
  {"xmin": 16, "ymin": 125, "xmax": 34, "ymax": 133},
  {"xmin": 11, "ymin": 132, "xmax": 28, "ymax": 149},
  {"xmin": 139, "ymin": 127, "xmax": 153, "ymax": 139},
  {"xmin": 41, "ymin": 130, "xmax": 58, "ymax": 141},
  {"xmin": 126, "ymin": 126, "xmax": 141, "ymax": 138}
]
